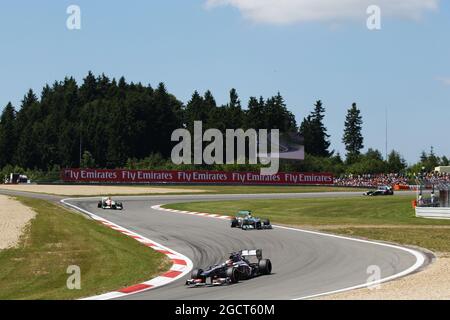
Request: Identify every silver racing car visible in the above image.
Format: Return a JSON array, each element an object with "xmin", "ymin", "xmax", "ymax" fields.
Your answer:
[{"xmin": 230, "ymin": 211, "xmax": 272, "ymax": 230}]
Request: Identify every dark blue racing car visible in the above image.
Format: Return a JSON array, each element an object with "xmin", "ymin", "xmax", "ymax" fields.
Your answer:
[{"xmin": 185, "ymin": 249, "xmax": 272, "ymax": 287}]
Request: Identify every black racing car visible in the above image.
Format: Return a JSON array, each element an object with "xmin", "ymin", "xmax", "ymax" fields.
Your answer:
[
  {"xmin": 185, "ymin": 250, "xmax": 272, "ymax": 287},
  {"xmin": 364, "ymin": 185, "xmax": 394, "ymax": 196}
]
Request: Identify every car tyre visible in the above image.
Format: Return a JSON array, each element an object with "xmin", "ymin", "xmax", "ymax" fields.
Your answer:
[
  {"xmin": 258, "ymin": 259, "xmax": 272, "ymax": 275},
  {"xmin": 191, "ymin": 269, "xmax": 206, "ymax": 282},
  {"xmin": 226, "ymin": 267, "xmax": 239, "ymax": 283}
]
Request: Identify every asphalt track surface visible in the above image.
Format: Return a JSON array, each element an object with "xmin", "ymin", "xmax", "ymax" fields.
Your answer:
[{"xmin": 55, "ymin": 191, "xmax": 427, "ymax": 300}]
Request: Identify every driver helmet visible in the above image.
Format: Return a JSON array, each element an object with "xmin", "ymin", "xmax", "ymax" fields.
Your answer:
[{"xmin": 230, "ymin": 253, "xmax": 241, "ymax": 262}]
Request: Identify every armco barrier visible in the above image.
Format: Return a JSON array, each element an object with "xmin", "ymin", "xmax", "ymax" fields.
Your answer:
[{"xmin": 415, "ymin": 206, "xmax": 450, "ymax": 219}]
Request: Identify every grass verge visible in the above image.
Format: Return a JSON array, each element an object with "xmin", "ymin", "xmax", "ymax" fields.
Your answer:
[
  {"xmin": 164, "ymin": 195, "xmax": 450, "ymax": 252},
  {"xmin": 0, "ymin": 197, "xmax": 170, "ymax": 300}
]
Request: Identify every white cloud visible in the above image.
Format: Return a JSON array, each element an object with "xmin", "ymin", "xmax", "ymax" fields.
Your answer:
[
  {"xmin": 205, "ymin": 0, "xmax": 439, "ymax": 24},
  {"xmin": 437, "ymin": 77, "xmax": 450, "ymax": 86}
]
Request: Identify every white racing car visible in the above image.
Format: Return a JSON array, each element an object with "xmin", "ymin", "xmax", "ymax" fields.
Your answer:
[{"xmin": 97, "ymin": 197, "xmax": 123, "ymax": 210}]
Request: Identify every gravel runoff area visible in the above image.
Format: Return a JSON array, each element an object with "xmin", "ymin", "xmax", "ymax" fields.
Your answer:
[
  {"xmin": 0, "ymin": 195, "xmax": 36, "ymax": 250},
  {"xmin": 0, "ymin": 184, "xmax": 205, "ymax": 196},
  {"xmin": 316, "ymin": 253, "xmax": 450, "ymax": 300}
]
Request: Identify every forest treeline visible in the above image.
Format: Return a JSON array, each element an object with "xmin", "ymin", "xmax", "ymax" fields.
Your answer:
[
  {"xmin": 0, "ymin": 72, "xmax": 447, "ymax": 181},
  {"xmin": 0, "ymin": 72, "xmax": 296, "ymax": 171}
]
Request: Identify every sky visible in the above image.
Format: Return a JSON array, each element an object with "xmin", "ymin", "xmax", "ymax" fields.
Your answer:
[{"xmin": 0, "ymin": 0, "xmax": 449, "ymax": 164}]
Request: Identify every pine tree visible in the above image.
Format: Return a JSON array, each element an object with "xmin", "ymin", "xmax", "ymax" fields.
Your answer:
[
  {"xmin": 0, "ymin": 103, "xmax": 17, "ymax": 168},
  {"xmin": 420, "ymin": 151, "xmax": 428, "ymax": 163},
  {"xmin": 151, "ymin": 82, "xmax": 184, "ymax": 157},
  {"xmin": 15, "ymin": 89, "xmax": 38, "ymax": 137},
  {"xmin": 311, "ymin": 100, "xmax": 331, "ymax": 156},
  {"xmin": 299, "ymin": 115, "xmax": 314, "ymax": 155},
  {"xmin": 387, "ymin": 150, "xmax": 407, "ymax": 172},
  {"xmin": 185, "ymin": 91, "xmax": 206, "ymax": 132},
  {"xmin": 225, "ymin": 88, "xmax": 244, "ymax": 129},
  {"xmin": 343, "ymin": 103, "xmax": 364, "ymax": 161},
  {"xmin": 245, "ymin": 97, "xmax": 265, "ymax": 129},
  {"xmin": 14, "ymin": 89, "xmax": 40, "ymax": 167},
  {"xmin": 203, "ymin": 90, "xmax": 217, "ymax": 129},
  {"xmin": 203, "ymin": 90, "xmax": 216, "ymax": 110},
  {"xmin": 300, "ymin": 100, "xmax": 331, "ymax": 157},
  {"xmin": 79, "ymin": 71, "xmax": 98, "ymax": 104},
  {"xmin": 426, "ymin": 146, "xmax": 440, "ymax": 169},
  {"xmin": 271, "ymin": 92, "xmax": 297, "ymax": 132}
]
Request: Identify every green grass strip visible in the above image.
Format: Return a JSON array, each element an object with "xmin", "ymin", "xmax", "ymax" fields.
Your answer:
[{"xmin": 0, "ymin": 197, "xmax": 170, "ymax": 300}]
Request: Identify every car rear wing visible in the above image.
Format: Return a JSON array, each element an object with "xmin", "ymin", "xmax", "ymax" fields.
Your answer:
[{"xmin": 241, "ymin": 249, "xmax": 262, "ymax": 260}]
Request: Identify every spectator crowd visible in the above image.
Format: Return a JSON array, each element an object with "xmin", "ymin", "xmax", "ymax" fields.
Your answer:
[
  {"xmin": 418, "ymin": 172, "xmax": 450, "ymax": 185},
  {"xmin": 334, "ymin": 173, "xmax": 410, "ymax": 188},
  {"xmin": 334, "ymin": 172, "xmax": 450, "ymax": 188}
]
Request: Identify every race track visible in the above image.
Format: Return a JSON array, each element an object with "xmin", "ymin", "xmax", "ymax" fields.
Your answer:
[{"xmin": 63, "ymin": 191, "xmax": 426, "ymax": 300}]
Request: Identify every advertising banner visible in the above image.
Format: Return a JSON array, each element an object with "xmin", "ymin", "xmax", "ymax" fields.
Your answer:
[{"xmin": 61, "ymin": 169, "xmax": 334, "ymax": 185}]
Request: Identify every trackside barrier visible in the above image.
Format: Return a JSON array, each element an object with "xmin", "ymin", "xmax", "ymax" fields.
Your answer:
[{"xmin": 415, "ymin": 206, "xmax": 450, "ymax": 219}]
